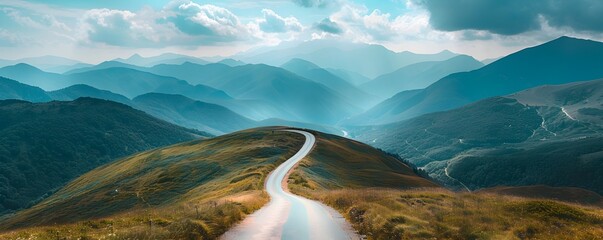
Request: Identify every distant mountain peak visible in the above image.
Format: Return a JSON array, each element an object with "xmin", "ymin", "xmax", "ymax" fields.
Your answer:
[
  {"xmin": 127, "ymin": 53, "xmax": 143, "ymax": 60},
  {"xmin": 282, "ymin": 58, "xmax": 321, "ymax": 71},
  {"xmin": 543, "ymin": 36, "xmax": 594, "ymax": 47},
  {"xmin": 8, "ymin": 63, "xmax": 43, "ymax": 72}
]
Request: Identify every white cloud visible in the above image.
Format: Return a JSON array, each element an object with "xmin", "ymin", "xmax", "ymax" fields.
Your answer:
[
  {"xmin": 79, "ymin": 1, "xmax": 262, "ymax": 47},
  {"xmin": 2, "ymin": 7, "xmax": 44, "ymax": 28},
  {"xmin": 258, "ymin": 9, "xmax": 303, "ymax": 33},
  {"xmin": 168, "ymin": 2, "xmax": 248, "ymax": 39},
  {"xmin": 0, "ymin": 28, "xmax": 22, "ymax": 46},
  {"xmin": 2, "ymin": 7, "xmax": 72, "ymax": 32},
  {"xmin": 327, "ymin": 4, "xmax": 438, "ymax": 43},
  {"xmin": 82, "ymin": 8, "xmax": 159, "ymax": 47}
]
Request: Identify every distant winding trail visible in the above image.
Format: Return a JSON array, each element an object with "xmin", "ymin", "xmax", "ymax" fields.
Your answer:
[{"xmin": 221, "ymin": 130, "xmax": 359, "ymax": 240}]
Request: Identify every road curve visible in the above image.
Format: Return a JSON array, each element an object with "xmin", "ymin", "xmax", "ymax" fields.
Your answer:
[{"xmin": 221, "ymin": 130, "xmax": 359, "ymax": 240}]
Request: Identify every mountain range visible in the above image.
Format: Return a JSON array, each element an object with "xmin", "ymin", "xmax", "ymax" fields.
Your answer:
[
  {"xmin": 0, "ymin": 56, "xmax": 83, "ymax": 73},
  {"xmin": 133, "ymin": 93, "xmax": 256, "ymax": 135},
  {"xmin": 353, "ymin": 78, "xmax": 603, "ymax": 193},
  {"xmin": 281, "ymin": 58, "xmax": 378, "ymax": 109},
  {"xmin": 238, "ymin": 40, "xmax": 459, "ymax": 78},
  {"xmin": 0, "ymin": 77, "xmax": 52, "ymax": 102},
  {"xmin": 1, "ymin": 35, "xmax": 603, "ymax": 239},
  {"xmin": 361, "ymin": 55, "xmax": 484, "ymax": 99},
  {"xmin": 347, "ymin": 36, "xmax": 603, "ymax": 125}
]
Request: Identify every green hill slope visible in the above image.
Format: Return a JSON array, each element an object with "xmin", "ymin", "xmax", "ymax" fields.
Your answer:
[
  {"xmin": 0, "ymin": 127, "xmax": 434, "ymax": 238},
  {"xmin": 353, "ymin": 79, "xmax": 603, "ymax": 193},
  {"xmin": 290, "ymin": 130, "xmax": 437, "ymax": 190},
  {"xmin": 0, "ymin": 98, "xmax": 204, "ymax": 215}
]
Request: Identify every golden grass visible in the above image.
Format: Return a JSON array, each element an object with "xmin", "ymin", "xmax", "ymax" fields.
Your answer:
[
  {"xmin": 0, "ymin": 195, "xmax": 267, "ymax": 240},
  {"xmin": 0, "ymin": 127, "xmax": 305, "ymax": 239},
  {"xmin": 5, "ymin": 128, "xmax": 600, "ymax": 240},
  {"xmin": 287, "ymin": 132, "xmax": 603, "ymax": 240},
  {"xmin": 290, "ymin": 188, "xmax": 603, "ymax": 240},
  {"xmin": 293, "ymin": 131, "xmax": 437, "ymax": 190}
]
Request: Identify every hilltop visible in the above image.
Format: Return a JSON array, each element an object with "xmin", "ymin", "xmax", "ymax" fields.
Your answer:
[
  {"xmin": 0, "ymin": 127, "xmax": 432, "ymax": 238},
  {"xmin": 0, "ymin": 98, "xmax": 204, "ymax": 216}
]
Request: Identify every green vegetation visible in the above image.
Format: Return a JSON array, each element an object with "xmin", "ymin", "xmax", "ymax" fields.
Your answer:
[
  {"xmin": 355, "ymin": 78, "xmax": 603, "ymax": 194},
  {"xmin": 449, "ymin": 137, "xmax": 603, "ymax": 194},
  {"xmin": 289, "ymin": 131, "xmax": 437, "ymax": 191},
  {"xmin": 356, "ymin": 97, "xmax": 542, "ymax": 166},
  {"xmin": 0, "ymin": 128, "xmax": 304, "ymax": 239},
  {"xmin": 0, "ymin": 98, "xmax": 204, "ymax": 215},
  {"xmin": 285, "ymin": 131, "xmax": 603, "ymax": 240}
]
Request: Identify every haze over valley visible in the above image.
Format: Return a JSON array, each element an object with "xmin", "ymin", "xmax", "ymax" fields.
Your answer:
[{"xmin": 1, "ymin": 0, "xmax": 603, "ymax": 239}]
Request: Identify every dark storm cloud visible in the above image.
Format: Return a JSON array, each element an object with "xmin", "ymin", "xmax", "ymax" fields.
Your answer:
[
  {"xmin": 314, "ymin": 18, "xmax": 342, "ymax": 34},
  {"xmin": 412, "ymin": 0, "xmax": 603, "ymax": 35}
]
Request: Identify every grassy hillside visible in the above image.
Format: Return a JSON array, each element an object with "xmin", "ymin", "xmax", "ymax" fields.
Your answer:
[
  {"xmin": 354, "ymin": 97, "xmax": 542, "ymax": 165},
  {"xmin": 298, "ymin": 189, "xmax": 603, "ymax": 239},
  {"xmin": 289, "ymin": 131, "xmax": 437, "ymax": 191},
  {"xmin": 0, "ymin": 128, "xmax": 438, "ymax": 239},
  {"xmin": 448, "ymin": 137, "xmax": 603, "ymax": 193},
  {"xmin": 0, "ymin": 128, "xmax": 305, "ymax": 238},
  {"xmin": 287, "ymin": 132, "xmax": 603, "ymax": 239},
  {"xmin": 0, "ymin": 98, "xmax": 203, "ymax": 216},
  {"xmin": 353, "ymin": 79, "xmax": 603, "ymax": 193},
  {"xmin": 2, "ymin": 127, "xmax": 602, "ymax": 239},
  {"xmin": 478, "ymin": 185, "xmax": 603, "ymax": 207}
]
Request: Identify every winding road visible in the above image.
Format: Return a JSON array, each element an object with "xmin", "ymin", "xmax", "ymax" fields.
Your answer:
[{"xmin": 221, "ymin": 130, "xmax": 359, "ymax": 240}]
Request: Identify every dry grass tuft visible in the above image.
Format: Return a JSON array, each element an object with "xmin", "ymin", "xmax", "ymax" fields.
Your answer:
[
  {"xmin": 0, "ymin": 128, "xmax": 304, "ymax": 239},
  {"xmin": 290, "ymin": 188, "xmax": 603, "ymax": 240}
]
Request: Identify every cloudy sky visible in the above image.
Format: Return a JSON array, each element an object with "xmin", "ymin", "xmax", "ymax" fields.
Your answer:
[{"xmin": 1, "ymin": 0, "xmax": 602, "ymax": 63}]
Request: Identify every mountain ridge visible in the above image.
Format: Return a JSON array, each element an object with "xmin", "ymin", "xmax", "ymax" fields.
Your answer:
[{"xmin": 351, "ymin": 36, "xmax": 603, "ymax": 125}]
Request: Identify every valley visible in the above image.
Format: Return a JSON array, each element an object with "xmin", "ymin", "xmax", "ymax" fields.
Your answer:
[{"xmin": 1, "ymin": 2, "xmax": 603, "ymax": 238}]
